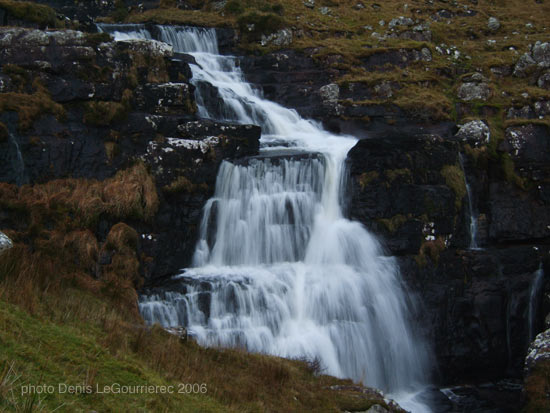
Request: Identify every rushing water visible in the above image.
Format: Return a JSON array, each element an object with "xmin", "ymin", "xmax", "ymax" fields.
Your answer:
[{"xmin": 99, "ymin": 24, "xmax": 433, "ymax": 411}]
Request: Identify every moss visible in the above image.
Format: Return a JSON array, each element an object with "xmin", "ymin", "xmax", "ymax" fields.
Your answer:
[
  {"xmin": 225, "ymin": 0, "xmax": 245, "ymax": 15},
  {"xmin": 0, "ymin": 0, "xmax": 61, "ymax": 28},
  {"xmin": 441, "ymin": 164, "xmax": 466, "ymax": 212},
  {"xmin": 84, "ymin": 89, "xmax": 132, "ymax": 127},
  {"xmin": 500, "ymin": 153, "xmax": 526, "ymax": 189},
  {"xmin": 358, "ymin": 171, "xmax": 379, "ymax": 190},
  {"xmin": 385, "ymin": 168, "xmax": 412, "ymax": 185},
  {"xmin": 2, "ymin": 63, "xmax": 29, "ymax": 92},
  {"xmin": 394, "ymin": 86, "xmax": 453, "ymax": 122},
  {"xmin": 85, "ymin": 32, "xmax": 113, "ymax": 46},
  {"xmin": 163, "ymin": 176, "xmax": 208, "ymax": 194},
  {"xmin": 378, "ymin": 214, "xmax": 407, "ymax": 233},
  {"xmin": 237, "ymin": 12, "xmax": 285, "ymax": 42},
  {"xmin": 109, "ymin": 0, "xmax": 129, "ymax": 22}
]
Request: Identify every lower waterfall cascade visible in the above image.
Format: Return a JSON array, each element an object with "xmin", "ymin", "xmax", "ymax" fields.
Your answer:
[{"xmin": 99, "ymin": 24, "xmax": 434, "ymax": 412}]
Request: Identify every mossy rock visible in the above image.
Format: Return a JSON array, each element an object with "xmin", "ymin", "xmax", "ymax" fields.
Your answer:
[{"xmin": 0, "ymin": 0, "xmax": 61, "ymax": 28}]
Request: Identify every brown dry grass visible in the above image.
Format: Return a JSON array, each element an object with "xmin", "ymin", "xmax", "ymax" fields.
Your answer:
[{"xmin": 0, "ymin": 80, "xmax": 65, "ymax": 130}]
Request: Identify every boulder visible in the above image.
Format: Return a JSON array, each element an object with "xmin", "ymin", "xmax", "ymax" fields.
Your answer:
[
  {"xmin": 532, "ymin": 41, "xmax": 550, "ymax": 68},
  {"xmin": 514, "ymin": 53, "xmax": 536, "ymax": 77},
  {"xmin": 457, "ymin": 82, "xmax": 491, "ymax": 101},
  {"xmin": 487, "ymin": 17, "xmax": 501, "ymax": 31},
  {"xmin": 538, "ymin": 71, "xmax": 550, "ymax": 89},
  {"xmin": 525, "ymin": 329, "xmax": 550, "ymax": 375},
  {"xmin": 260, "ymin": 28, "xmax": 293, "ymax": 47},
  {"xmin": 0, "ymin": 231, "xmax": 13, "ymax": 255},
  {"xmin": 455, "ymin": 120, "xmax": 490, "ymax": 146}
]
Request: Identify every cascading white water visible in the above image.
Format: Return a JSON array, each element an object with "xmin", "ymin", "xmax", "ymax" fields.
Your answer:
[
  {"xmin": 458, "ymin": 154, "xmax": 479, "ymax": 250},
  {"xmin": 99, "ymin": 24, "xmax": 433, "ymax": 411},
  {"xmin": 528, "ymin": 265, "xmax": 545, "ymax": 342}
]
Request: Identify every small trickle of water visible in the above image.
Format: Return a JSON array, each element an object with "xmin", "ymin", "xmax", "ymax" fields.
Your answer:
[
  {"xmin": 528, "ymin": 264, "xmax": 545, "ymax": 342},
  {"xmin": 8, "ymin": 133, "xmax": 27, "ymax": 186},
  {"xmin": 459, "ymin": 153, "xmax": 479, "ymax": 250}
]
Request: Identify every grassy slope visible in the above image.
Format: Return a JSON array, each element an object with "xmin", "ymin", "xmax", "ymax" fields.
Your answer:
[
  {"xmin": 0, "ymin": 300, "xmax": 224, "ymax": 413},
  {"xmin": 0, "ymin": 172, "xmax": 394, "ymax": 412}
]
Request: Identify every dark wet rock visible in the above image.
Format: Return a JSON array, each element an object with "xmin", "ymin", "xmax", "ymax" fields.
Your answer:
[
  {"xmin": 489, "ymin": 182, "xmax": 550, "ymax": 242},
  {"xmin": 348, "ymin": 134, "xmax": 461, "ymax": 255},
  {"xmin": 505, "ymin": 124, "xmax": 550, "ymax": 164},
  {"xmin": 134, "ymin": 82, "xmax": 193, "ymax": 114},
  {"xmin": 400, "ymin": 246, "xmax": 549, "ymax": 383}
]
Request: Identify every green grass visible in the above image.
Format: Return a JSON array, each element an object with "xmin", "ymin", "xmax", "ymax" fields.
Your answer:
[{"xmin": 0, "ymin": 299, "xmax": 225, "ymax": 413}]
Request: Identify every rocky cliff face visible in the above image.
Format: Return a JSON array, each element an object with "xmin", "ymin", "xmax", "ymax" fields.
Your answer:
[{"xmin": 0, "ymin": 26, "xmax": 260, "ymax": 286}]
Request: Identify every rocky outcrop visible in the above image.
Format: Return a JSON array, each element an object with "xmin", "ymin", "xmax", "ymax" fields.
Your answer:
[
  {"xmin": 0, "ymin": 27, "xmax": 260, "ymax": 284},
  {"xmin": 348, "ymin": 125, "xmax": 550, "ymax": 384}
]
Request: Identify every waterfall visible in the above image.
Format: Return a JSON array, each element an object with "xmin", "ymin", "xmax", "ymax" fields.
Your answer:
[
  {"xmin": 8, "ymin": 133, "xmax": 27, "ymax": 186},
  {"xmin": 99, "ymin": 24, "xmax": 433, "ymax": 411},
  {"xmin": 528, "ymin": 265, "xmax": 545, "ymax": 342},
  {"xmin": 458, "ymin": 153, "xmax": 479, "ymax": 249}
]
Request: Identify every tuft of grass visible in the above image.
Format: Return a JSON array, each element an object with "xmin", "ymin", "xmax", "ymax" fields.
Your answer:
[
  {"xmin": 84, "ymin": 89, "xmax": 133, "ymax": 127},
  {"xmin": 162, "ymin": 176, "xmax": 208, "ymax": 194},
  {"xmin": 416, "ymin": 237, "xmax": 446, "ymax": 266},
  {"xmin": 0, "ymin": 80, "xmax": 65, "ymax": 130}
]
